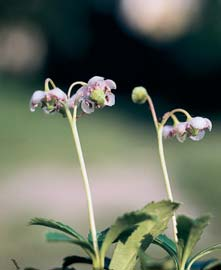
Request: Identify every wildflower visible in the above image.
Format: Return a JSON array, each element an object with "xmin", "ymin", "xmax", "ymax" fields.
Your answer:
[
  {"xmin": 162, "ymin": 125, "xmax": 176, "ymax": 139},
  {"xmin": 131, "ymin": 86, "xmax": 148, "ymax": 104},
  {"xmin": 187, "ymin": 117, "xmax": 212, "ymax": 141},
  {"xmin": 30, "ymin": 88, "xmax": 67, "ymax": 113},
  {"xmin": 69, "ymin": 76, "xmax": 116, "ymax": 114},
  {"xmin": 175, "ymin": 122, "xmax": 188, "ymax": 143}
]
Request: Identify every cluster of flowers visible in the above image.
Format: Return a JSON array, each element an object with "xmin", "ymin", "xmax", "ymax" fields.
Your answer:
[
  {"xmin": 163, "ymin": 117, "xmax": 212, "ymax": 142},
  {"xmin": 29, "ymin": 76, "xmax": 116, "ymax": 114}
]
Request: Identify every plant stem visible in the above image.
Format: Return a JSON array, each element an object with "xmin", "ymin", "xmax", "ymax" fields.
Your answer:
[
  {"xmin": 158, "ymin": 126, "xmax": 178, "ymax": 243},
  {"xmin": 65, "ymin": 105, "xmax": 100, "ymax": 264},
  {"xmin": 146, "ymin": 97, "xmax": 178, "ymax": 243}
]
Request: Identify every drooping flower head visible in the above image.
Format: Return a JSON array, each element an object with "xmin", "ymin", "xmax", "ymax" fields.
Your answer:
[
  {"xmin": 162, "ymin": 125, "xmax": 176, "ymax": 139},
  {"xmin": 69, "ymin": 76, "xmax": 116, "ymax": 114},
  {"xmin": 163, "ymin": 116, "xmax": 212, "ymax": 142},
  {"xmin": 30, "ymin": 87, "xmax": 67, "ymax": 114},
  {"xmin": 186, "ymin": 116, "xmax": 212, "ymax": 141}
]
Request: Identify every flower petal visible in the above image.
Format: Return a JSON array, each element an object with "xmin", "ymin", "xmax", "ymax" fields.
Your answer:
[
  {"xmin": 81, "ymin": 99, "xmax": 95, "ymax": 114},
  {"xmin": 29, "ymin": 90, "xmax": 46, "ymax": 112},
  {"xmin": 88, "ymin": 76, "xmax": 104, "ymax": 86},
  {"xmin": 190, "ymin": 130, "xmax": 205, "ymax": 141},
  {"xmin": 189, "ymin": 117, "xmax": 208, "ymax": 130},
  {"xmin": 105, "ymin": 79, "xmax": 117, "ymax": 90},
  {"xmin": 175, "ymin": 122, "xmax": 188, "ymax": 135},
  {"xmin": 176, "ymin": 133, "xmax": 187, "ymax": 143},
  {"xmin": 205, "ymin": 118, "xmax": 212, "ymax": 131},
  {"xmin": 49, "ymin": 88, "xmax": 67, "ymax": 101},
  {"xmin": 162, "ymin": 125, "xmax": 175, "ymax": 139},
  {"xmin": 105, "ymin": 92, "xmax": 115, "ymax": 106}
]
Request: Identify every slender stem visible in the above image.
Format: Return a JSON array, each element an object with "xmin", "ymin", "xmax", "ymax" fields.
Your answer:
[
  {"xmin": 145, "ymin": 97, "xmax": 178, "ymax": 243},
  {"xmin": 146, "ymin": 96, "xmax": 159, "ymax": 131},
  {"xmin": 65, "ymin": 105, "xmax": 100, "ymax": 264},
  {"xmin": 158, "ymin": 126, "xmax": 178, "ymax": 243},
  {"xmin": 68, "ymin": 81, "xmax": 87, "ymax": 98},
  {"xmin": 162, "ymin": 108, "xmax": 192, "ymax": 126},
  {"xmin": 45, "ymin": 78, "xmax": 56, "ymax": 91}
]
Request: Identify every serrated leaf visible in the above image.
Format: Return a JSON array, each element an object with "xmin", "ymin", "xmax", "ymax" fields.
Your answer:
[
  {"xmin": 45, "ymin": 232, "xmax": 95, "ymax": 258},
  {"xmin": 186, "ymin": 244, "xmax": 221, "ymax": 270},
  {"xmin": 110, "ymin": 218, "xmax": 156, "ymax": 270},
  {"xmin": 100, "ymin": 211, "xmax": 152, "ymax": 260},
  {"xmin": 109, "ymin": 201, "xmax": 179, "ymax": 270},
  {"xmin": 29, "ymin": 218, "xmax": 85, "ymax": 241},
  {"xmin": 177, "ymin": 215, "xmax": 211, "ymax": 270}
]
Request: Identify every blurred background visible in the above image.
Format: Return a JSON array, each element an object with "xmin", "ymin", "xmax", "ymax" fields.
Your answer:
[{"xmin": 1, "ymin": 0, "xmax": 221, "ymax": 269}]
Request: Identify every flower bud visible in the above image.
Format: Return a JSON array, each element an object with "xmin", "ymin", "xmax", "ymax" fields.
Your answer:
[{"xmin": 131, "ymin": 86, "xmax": 148, "ymax": 104}]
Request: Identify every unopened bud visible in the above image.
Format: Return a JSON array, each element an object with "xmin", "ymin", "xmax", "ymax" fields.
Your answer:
[{"xmin": 131, "ymin": 86, "xmax": 148, "ymax": 104}]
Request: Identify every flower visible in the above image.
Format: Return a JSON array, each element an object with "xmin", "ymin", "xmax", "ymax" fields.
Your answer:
[
  {"xmin": 162, "ymin": 125, "xmax": 176, "ymax": 139},
  {"xmin": 30, "ymin": 88, "xmax": 67, "ymax": 113},
  {"xmin": 174, "ymin": 122, "xmax": 188, "ymax": 142},
  {"xmin": 69, "ymin": 76, "xmax": 116, "ymax": 114},
  {"xmin": 131, "ymin": 86, "xmax": 148, "ymax": 104},
  {"xmin": 187, "ymin": 117, "xmax": 212, "ymax": 141}
]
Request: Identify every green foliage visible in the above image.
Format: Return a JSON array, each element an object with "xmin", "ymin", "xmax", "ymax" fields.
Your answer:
[
  {"xmin": 177, "ymin": 215, "xmax": 211, "ymax": 270},
  {"xmin": 109, "ymin": 201, "xmax": 179, "ymax": 270},
  {"xmin": 100, "ymin": 211, "xmax": 153, "ymax": 260},
  {"xmin": 88, "ymin": 228, "xmax": 109, "ymax": 248},
  {"xmin": 30, "ymin": 218, "xmax": 85, "ymax": 241},
  {"xmin": 186, "ymin": 244, "xmax": 221, "ymax": 270},
  {"xmin": 46, "ymin": 232, "xmax": 95, "ymax": 257},
  {"xmin": 153, "ymin": 234, "xmax": 179, "ymax": 269}
]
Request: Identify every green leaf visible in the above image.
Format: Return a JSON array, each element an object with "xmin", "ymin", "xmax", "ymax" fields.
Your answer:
[
  {"xmin": 203, "ymin": 260, "xmax": 221, "ymax": 270},
  {"xmin": 109, "ymin": 201, "xmax": 179, "ymax": 270},
  {"xmin": 177, "ymin": 214, "xmax": 211, "ymax": 269},
  {"xmin": 153, "ymin": 235, "xmax": 179, "ymax": 269},
  {"xmin": 186, "ymin": 244, "xmax": 221, "ymax": 270},
  {"xmin": 100, "ymin": 211, "xmax": 152, "ymax": 260},
  {"xmin": 88, "ymin": 228, "xmax": 109, "ymax": 248},
  {"xmin": 29, "ymin": 217, "xmax": 85, "ymax": 241},
  {"xmin": 45, "ymin": 231, "xmax": 94, "ymax": 256},
  {"xmin": 109, "ymin": 217, "xmax": 156, "ymax": 270}
]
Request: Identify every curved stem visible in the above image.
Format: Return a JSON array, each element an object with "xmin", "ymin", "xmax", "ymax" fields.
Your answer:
[
  {"xmin": 65, "ymin": 105, "xmax": 100, "ymax": 265},
  {"xmin": 162, "ymin": 108, "xmax": 191, "ymax": 126},
  {"xmin": 45, "ymin": 78, "xmax": 56, "ymax": 92},
  {"xmin": 146, "ymin": 96, "xmax": 159, "ymax": 131},
  {"xmin": 145, "ymin": 97, "xmax": 178, "ymax": 243},
  {"xmin": 158, "ymin": 126, "xmax": 178, "ymax": 243},
  {"xmin": 68, "ymin": 81, "xmax": 87, "ymax": 98}
]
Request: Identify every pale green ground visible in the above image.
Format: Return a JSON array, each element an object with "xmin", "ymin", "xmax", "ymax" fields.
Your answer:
[{"xmin": 1, "ymin": 79, "xmax": 221, "ymax": 269}]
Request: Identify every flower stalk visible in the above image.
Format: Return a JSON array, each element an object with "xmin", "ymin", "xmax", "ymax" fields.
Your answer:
[
  {"xmin": 145, "ymin": 94, "xmax": 178, "ymax": 243},
  {"xmin": 65, "ymin": 104, "xmax": 100, "ymax": 265}
]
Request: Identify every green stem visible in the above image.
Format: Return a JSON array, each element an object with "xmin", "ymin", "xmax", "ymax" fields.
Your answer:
[
  {"xmin": 146, "ymin": 97, "xmax": 178, "ymax": 243},
  {"xmin": 65, "ymin": 105, "xmax": 100, "ymax": 265},
  {"xmin": 68, "ymin": 81, "xmax": 87, "ymax": 98},
  {"xmin": 162, "ymin": 108, "xmax": 192, "ymax": 126},
  {"xmin": 44, "ymin": 78, "xmax": 56, "ymax": 91},
  {"xmin": 157, "ymin": 126, "xmax": 178, "ymax": 243}
]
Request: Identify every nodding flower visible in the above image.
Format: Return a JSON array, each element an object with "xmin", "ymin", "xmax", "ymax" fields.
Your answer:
[
  {"xmin": 187, "ymin": 117, "xmax": 212, "ymax": 141},
  {"xmin": 162, "ymin": 117, "xmax": 212, "ymax": 142},
  {"xmin": 162, "ymin": 125, "xmax": 176, "ymax": 139},
  {"xmin": 68, "ymin": 76, "xmax": 116, "ymax": 114},
  {"xmin": 29, "ymin": 88, "xmax": 67, "ymax": 114}
]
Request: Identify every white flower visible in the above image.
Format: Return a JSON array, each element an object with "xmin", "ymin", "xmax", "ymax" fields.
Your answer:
[{"xmin": 30, "ymin": 88, "xmax": 67, "ymax": 114}]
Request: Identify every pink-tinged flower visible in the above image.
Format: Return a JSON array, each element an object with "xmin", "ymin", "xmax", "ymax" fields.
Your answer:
[
  {"xmin": 162, "ymin": 125, "xmax": 176, "ymax": 139},
  {"xmin": 30, "ymin": 88, "xmax": 67, "ymax": 113},
  {"xmin": 69, "ymin": 76, "xmax": 116, "ymax": 114},
  {"xmin": 175, "ymin": 122, "xmax": 188, "ymax": 142},
  {"xmin": 187, "ymin": 117, "xmax": 212, "ymax": 141}
]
